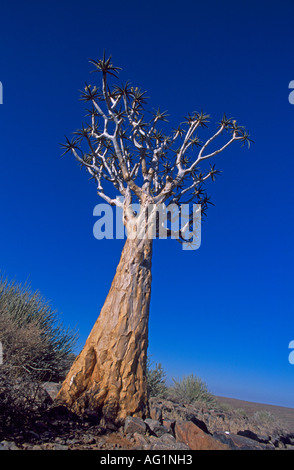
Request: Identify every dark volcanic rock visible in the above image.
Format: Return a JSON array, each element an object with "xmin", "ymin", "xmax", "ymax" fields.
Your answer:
[
  {"xmin": 144, "ymin": 418, "xmax": 171, "ymax": 437},
  {"xmin": 124, "ymin": 416, "xmax": 147, "ymax": 435},
  {"xmin": 213, "ymin": 432, "xmax": 275, "ymax": 450},
  {"xmin": 1, "ymin": 382, "xmax": 294, "ymax": 451}
]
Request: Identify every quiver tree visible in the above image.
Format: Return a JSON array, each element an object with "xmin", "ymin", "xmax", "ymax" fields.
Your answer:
[{"xmin": 56, "ymin": 53, "xmax": 251, "ymax": 421}]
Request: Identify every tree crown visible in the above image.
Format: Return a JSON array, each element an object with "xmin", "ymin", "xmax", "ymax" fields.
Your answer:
[{"xmin": 61, "ymin": 53, "xmax": 252, "ymax": 237}]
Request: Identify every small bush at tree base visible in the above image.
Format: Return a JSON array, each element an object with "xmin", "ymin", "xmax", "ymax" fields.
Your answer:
[
  {"xmin": 168, "ymin": 373, "xmax": 216, "ymax": 406},
  {"xmin": 146, "ymin": 357, "xmax": 168, "ymax": 398}
]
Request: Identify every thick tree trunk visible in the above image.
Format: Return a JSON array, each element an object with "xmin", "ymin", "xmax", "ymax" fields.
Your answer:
[{"xmin": 55, "ymin": 236, "xmax": 153, "ymax": 422}]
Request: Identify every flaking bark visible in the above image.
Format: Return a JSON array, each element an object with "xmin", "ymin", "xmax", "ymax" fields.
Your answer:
[{"xmin": 56, "ymin": 236, "xmax": 153, "ymax": 421}]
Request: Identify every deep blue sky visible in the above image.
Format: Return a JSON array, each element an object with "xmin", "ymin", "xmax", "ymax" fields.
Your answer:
[{"xmin": 0, "ymin": 0, "xmax": 294, "ymax": 408}]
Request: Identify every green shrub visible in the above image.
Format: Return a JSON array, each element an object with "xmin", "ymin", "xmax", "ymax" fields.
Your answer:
[
  {"xmin": 0, "ymin": 274, "xmax": 77, "ymax": 382},
  {"xmin": 146, "ymin": 357, "xmax": 168, "ymax": 398},
  {"xmin": 168, "ymin": 373, "xmax": 216, "ymax": 406},
  {"xmin": 0, "ymin": 274, "xmax": 78, "ymax": 428}
]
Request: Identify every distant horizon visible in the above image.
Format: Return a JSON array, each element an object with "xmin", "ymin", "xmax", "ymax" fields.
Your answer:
[{"xmin": 215, "ymin": 394, "xmax": 294, "ymax": 411}]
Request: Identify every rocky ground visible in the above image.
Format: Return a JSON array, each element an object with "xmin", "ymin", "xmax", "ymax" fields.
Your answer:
[{"xmin": 1, "ymin": 382, "xmax": 294, "ymax": 451}]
